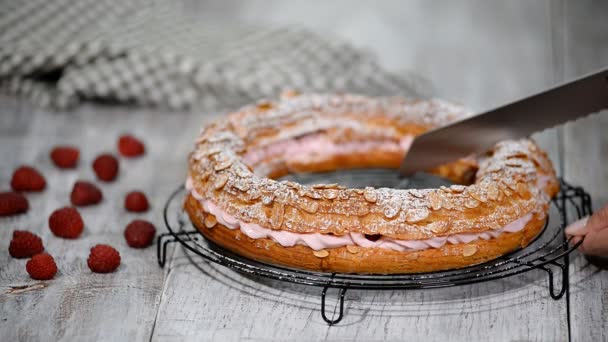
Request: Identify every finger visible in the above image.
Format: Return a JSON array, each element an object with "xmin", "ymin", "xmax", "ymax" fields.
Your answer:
[
  {"xmin": 579, "ymin": 228, "xmax": 608, "ymax": 257},
  {"xmin": 565, "ymin": 216, "xmax": 590, "ymax": 236},
  {"xmin": 570, "ymin": 235, "xmax": 582, "ymax": 246},
  {"xmin": 585, "ymin": 204, "xmax": 608, "ymax": 233}
]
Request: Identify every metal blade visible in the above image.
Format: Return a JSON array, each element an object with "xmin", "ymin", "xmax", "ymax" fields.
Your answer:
[{"xmin": 400, "ymin": 67, "xmax": 608, "ymax": 176}]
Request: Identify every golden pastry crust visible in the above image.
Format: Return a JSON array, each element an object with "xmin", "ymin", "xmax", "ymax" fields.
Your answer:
[
  {"xmin": 186, "ymin": 195, "xmax": 548, "ymax": 273},
  {"xmin": 185, "ymin": 93, "xmax": 559, "ymax": 273}
]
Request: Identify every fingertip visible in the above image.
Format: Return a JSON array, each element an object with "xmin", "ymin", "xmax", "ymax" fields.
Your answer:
[{"xmin": 565, "ymin": 216, "xmax": 590, "ymax": 236}]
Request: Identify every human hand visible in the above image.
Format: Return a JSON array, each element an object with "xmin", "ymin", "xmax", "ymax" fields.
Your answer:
[{"xmin": 565, "ymin": 203, "xmax": 608, "ymax": 257}]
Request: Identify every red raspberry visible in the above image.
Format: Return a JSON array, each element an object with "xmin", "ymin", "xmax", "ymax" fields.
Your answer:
[
  {"xmin": 50, "ymin": 146, "xmax": 79, "ymax": 168},
  {"xmin": 11, "ymin": 166, "xmax": 46, "ymax": 192},
  {"xmin": 124, "ymin": 191, "xmax": 149, "ymax": 212},
  {"xmin": 26, "ymin": 253, "xmax": 58, "ymax": 280},
  {"xmin": 87, "ymin": 244, "xmax": 121, "ymax": 273},
  {"xmin": 70, "ymin": 181, "xmax": 103, "ymax": 206},
  {"xmin": 118, "ymin": 135, "xmax": 145, "ymax": 157},
  {"xmin": 124, "ymin": 219, "xmax": 156, "ymax": 248},
  {"xmin": 92, "ymin": 154, "xmax": 119, "ymax": 182},
  {"xmin": 9, "ymin": 230, "xmax": 44, "ymax": 258},
  {"xmin": 0, "ymin": 191, "xmax": 29, "ymax": 216},
  {"xmin": 49, "ymin": 207, "xmax": 84, "ymax": 239}
]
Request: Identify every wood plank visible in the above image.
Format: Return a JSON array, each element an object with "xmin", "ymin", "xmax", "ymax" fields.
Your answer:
[
  {"xmin": 558, "ymin": 1, "xmax": 608, "ymax": 341},
  {"xmin": 0, "ymin": 100, "xmax": 206, "ymax": 341}
]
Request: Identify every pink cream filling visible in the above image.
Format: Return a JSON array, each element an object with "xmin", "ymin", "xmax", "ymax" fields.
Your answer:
[
  {"xmin": 186, "ymin": 177, "xmax": 533, "ymax": 252},
  {"xmin": 243, "ymin": 134, "xmax": 414, "ymax": 166}
]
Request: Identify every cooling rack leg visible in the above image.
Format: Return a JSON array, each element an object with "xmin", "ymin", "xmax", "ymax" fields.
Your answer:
[
  {"xmin": 538, "ymin": 261, "xmax": 568, "ymax": 300},
  {"xmin": 157, "ymin": 233, "xmax": 175, "ymax": 268},
  {"xmin": 321, "ymin": 286, "xmax": 348, "ymax": 325}
]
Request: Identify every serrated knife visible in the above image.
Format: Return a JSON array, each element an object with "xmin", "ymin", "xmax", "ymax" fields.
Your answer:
[{"xmin": 400, "ymin": 67, "xmax": 608, "ymax": 176}]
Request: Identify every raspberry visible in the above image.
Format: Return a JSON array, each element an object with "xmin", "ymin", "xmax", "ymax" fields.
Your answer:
[
  {"xmin": 124, "ymin": 219, "xmax": 156, "ymax": 248},
  {"xmin": 87, "ymin": 244, "xmax": 121, "ymax": 273},
  {"xmin": 11, "ymin": 166, "xmax": 46, "ymax": 192},
  {"xmin": 49, "ymin": 207, "xmax": 84, "ymax": 239},
  {"xmin": 50, "ymin": 146, "xmax": 79, "ymax": 169},
  {"xmin": 0, "ymin": 191, "xmax": 29, "ymax": 216},
  {"xmin": 9, "ymin": 230, "xmax": 44, "ymax": 258},
  {"xmin": 70, "ymin": 181, "xmax": 103, "ymax": 206},
  {"xmin": 92, "ymin": 154, "xmax": 119, "ymax": 182},
  {"xmin": 124, "ymin": 191, "xmax": 149, "ymax": 212},
  {"xmin": 118, "ymin": 135, "xmax": 145, "ymax": 157},
  {"xmin": 26, "ymin": 253, "xmax": 58, "ymax": 280}
]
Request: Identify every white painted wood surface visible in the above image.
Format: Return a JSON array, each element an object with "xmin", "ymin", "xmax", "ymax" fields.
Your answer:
[{"xmin": 1, "ymin": 1, "xmax": 607, "ymax": 341}]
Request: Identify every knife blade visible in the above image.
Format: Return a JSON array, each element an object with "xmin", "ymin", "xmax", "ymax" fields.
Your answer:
[{"xmin": 400, "ymin": 67, "xmax": 608, "ymax": 176}]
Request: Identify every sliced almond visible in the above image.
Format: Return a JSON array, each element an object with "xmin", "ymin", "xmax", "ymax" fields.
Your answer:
[
  {"xmin": 346, "ymin": 245, "xmax": 360, "ymax": 254},
  {"xmin": 383, "ymin": 206, "xmax": 400, "ymax": 219},
  {"xmin": 270, "ymin": 202, "xmax": 285, "ymax": 229},
  {"xmin": 516, "ymin": 182, "xmax": 528, "ymax": 196},
  {"xmin": 323, "ymin": 189, "xmax": 339, "ymax": 200},
  {"xmin": 363, "ymin": 187, "xmax": 377, "ymax": 203},
  {"xmin": 450, "ymin": 185, "xmax": 466, "ymax": 193},
  {"xmin": 204, "ymin": 215, "xmax": 217, "ymax": 228},
  {"xmin": 463, "ymin": 245, "xmax": 478, "ymax": 257},
  {"xmin": 213, "ymin": 174, "xmax": 229, "ymax": 190},
  {"xmin": 234, "ymin": 181, "xmax": 250, "ymax": 192},
  {"xmin": 409, "ymin": 189, "xmax": 424, "ymax": 198},
  {"xmin": 464, "ymin": 197, "xmax": 480, "ymax": 209},
  {"xmin": 304, "ymin": 191, "xmax": 323, "ymax": 200},
  {"xmin": 313, "ymin": 249, "xmax": 329, "ymax": 258},
  {"xmin": 298, "ymin": 200, "xmax": 319, "ymax": 214},
  {"xmin": 468, "ymin": 189, "xmax": 488, "ymax": 203},
  {"xmin": 405, "ymin": 208, "xmax": 429, "ymax": 223},
  {"xmin": 235, "ymin": 167, "xmax": 252, "ymax": 178},
  {"xmin": 256, "ymin": 100, "xmax": 273, "ymax": 110},
  {"xmin": 428, "ymin": 192, "xmax": 442, "ymax": 210},
  {"xmin": 487, "ymin": 184, "xmax": 500, "ymax": 201}
]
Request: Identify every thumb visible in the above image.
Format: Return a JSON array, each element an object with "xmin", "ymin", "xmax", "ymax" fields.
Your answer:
[
  {"xmin": 584, "ymin": 204, "xmax": 608, "ymax": 234},
  {"xmin": 578, "ymin": 227, "xmax": 608, "ymax": 257}
]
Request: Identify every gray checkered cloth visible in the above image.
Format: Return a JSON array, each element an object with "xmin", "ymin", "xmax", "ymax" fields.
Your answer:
[{"xmin": 0, "ymin": 0, "xmax": 424, "ymax": 110}]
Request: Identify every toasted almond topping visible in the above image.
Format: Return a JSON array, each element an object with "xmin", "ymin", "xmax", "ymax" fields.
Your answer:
[
  {"xmin": 346, "ymin": 245, "xmax": 360, "ymax": 254},
  {"xmin": 304, "ymin": 191, "xmax": 323, "ymax": 200},
  {"xmin": 213, "ymin": 174, "xmax": 229, "ymax": 190},
  {"xmin": 516, "ymin": 182, "xmax": 528, "ymax": 195},
  {"xmin": 440, "ymin": 186, "xmax": 451, "ymax": 193},
  {"xmin": 441, "ymin": 197, "xmax": 454, "ymax": 210},
  {"xmin": 262, "ymin": 194, "xmax": 274, "ymax": 205},
  {"xmin": 405, "ymin": 208, "xmax": 429, "ymax": 223},
  {"xmin": 487, "ymin": 184, "xmax": 500, "ymax": 201},
  {"xmin": 363, "ymin": 187, "xmax": 377, "ymax": 203},
  {"xmin": 270, "ymin": 202, "xmax": 285, "ymax": 229},
  {"xmin": 313, "ymin": 249, "xmax": 329, "ymax": 258},
  {"xmin": 213, "ymin": 159, "xmax": 232, "ymax": 171},
  {"xmin": 234, "ymin": 181, "xmax": 250, "ymax": 192},
  {"xmin": 505, "ymin": 161, "xmax": 523, "ymax": 167},
  {"xmin": 428, "ymin": 192, "xmax": 442, "ymax": 210},
  {"xmin": 299, "ymin": 200, "xmax": 319, "ymax": 214},
  {"xmin": 463, "ymin": 245, "xmax": 478, "ymax": 257},
  {"xmin": 464, "ymin": 197, "xmax": 480, "ymax": 209},
  {"xmin": 313, "ymin": 183, "xmax": 340, "ymax": 189},
  {"xmin": 200, "ymin": 169, "xmax": 212, "ymax": 181},
  {"xmin": 430, "ymin": 222, "xmax": 449, "ymax": 233},
  {"xmin": 409, "ymin": 189, "xmax": 424, "ymax": 198},
  {"xmin": 204, "ymin": 215, "xmax": 217, "ymax": 228},
  {"xmin": 323, "ymin": 189, "xmax": 339, "ymax": 200},
  {"xmin": 468, "ymin": 189, "xmax": 488, "ymax": 203},
  {"xmin": 450, "ymin": 185, "xmax": 465, "ymax": 193},
  {"xmin": 383, "ymin": 206, "xmax": 400, "ymax": 219},
  {"xmin": 235, "ymin": 167, "xmax": 252, "ymax": 178}
]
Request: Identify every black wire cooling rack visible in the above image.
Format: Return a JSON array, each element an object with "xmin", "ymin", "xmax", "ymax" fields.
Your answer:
[{"xmin": 157, "ymin": 178, "xmax": 590, "ymax": 327}]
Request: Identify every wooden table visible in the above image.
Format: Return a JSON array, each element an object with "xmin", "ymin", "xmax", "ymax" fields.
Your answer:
[{"xmin": 1, "ymin": 1, "xmax": 607, "ymax": 341}]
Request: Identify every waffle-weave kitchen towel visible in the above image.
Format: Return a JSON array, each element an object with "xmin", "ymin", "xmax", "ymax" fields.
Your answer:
[{"xmin": 0, "ymin": 0, "xmax": 423, "ymax": 110}]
